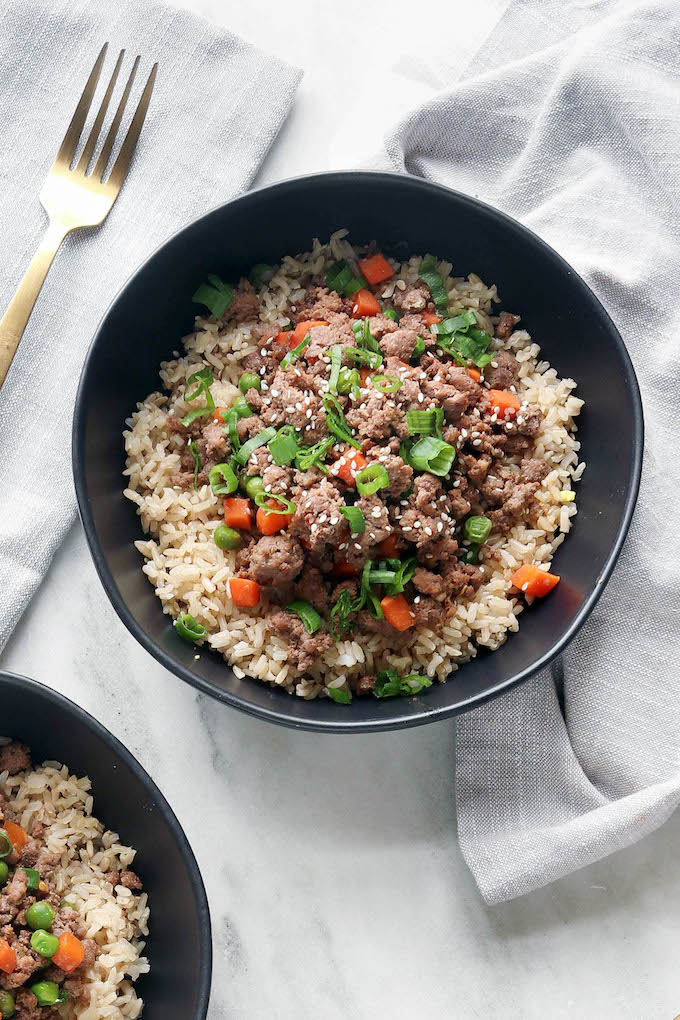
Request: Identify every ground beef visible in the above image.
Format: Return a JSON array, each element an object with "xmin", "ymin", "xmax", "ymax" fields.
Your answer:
[
  {"xmin": 14, "ymin": 988, "xmax": 54, "ymax": 1020},
  {"xmin": 345, "ymin": 496, "xmax": 393, "ymax": 568},
  {"xmin": 120, "ymin": 870, "xmax": 142, "ymax": 891},
  {"xmin": 378, "ymin": 326, "xmax": 418, "ymax": 360},
  {"xmin": 483, "ymin": 349, "xmax": 519, "ymax": 390},
  {"xmin": 294, "ymin": 567, "xmax": 331, "ymax": 612},
  {"xmin": 290, "ymin": 476, "xmax": 346, "ymax": 555},
  {"xmin": 495, "ymin": 311, "xmax": 520, "ymax": 340},
  {"xmin": 392, "ymin": 280, "xmax": 430, "ymax": 313},
  {"xmin": 262, "ymin": 464, "xmax": 295, "ymax": 494},
  {"xmin": 355, "ymin": 675, "xmax": 376, "ymax": 695},
  {"xmin": 303, "ymin": 316, "xmax": 355, "ymax": 362},
  {"xmin": 4, "ymin": 869, "xmax": 28, "ymax": 905},
  {"xmin": 245, "ymin": 535, "xmax": 304, "ymax": 586},
  {"xmin": 366, "ymin": 314, "xmax": 400, "ymax": 340},
  {"xmin": 346, "ymin": 390, "xmax": 406, "ymax": 442},
  {"xmin": 269, "ymin": 611, "xmax": 333, "ymax": 672},
  {"xmin": 520, "ymin": 458, "xmax": 550, "ymax": 484},
  {"xmin": 255, "ymin": 369, "xmax": 326, "ymax": 441},
  {"xmin": 412, "ymin": 568, "xmax": 447, "ymax": 597},
  {"xmin": 365, "ymin": 448, "xmax": 413, "ymax": 498},
  {"xmin": 421, "ymin": 358, "xmax": 481, "ymax": 423},
  {"xmin": 457, "ymin": 452, "xmax": 492, "ymax": 486},
  {"xmin": 225, "ymin": 279, "xmax": 259, "ymax": 324},
  {"xmin": 0, "ymin": 743, "xmax": 31, "ymax": 775},
  {"xmin": 294, "ymin": 284, "xmax": 345, "ymax": 322}
]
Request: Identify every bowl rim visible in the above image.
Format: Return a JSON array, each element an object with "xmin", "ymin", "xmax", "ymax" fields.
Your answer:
[
  {"xmin": 0, "ymin": 668, "xmax": 213, "ymax": 1016},
  {"xmin": 72, "ymin": 169, "xmax": 644, "ymax": 734}
]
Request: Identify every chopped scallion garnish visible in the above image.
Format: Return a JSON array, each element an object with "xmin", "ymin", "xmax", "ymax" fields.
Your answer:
[
  {"xmin": 327, "ymin": 687, "xmax": 352, "ymax": 704},
  {"xmin": 181, "ymin": 367, "xmax": 215, "ymax": 426},
  {"xmin": 411, "ymin": 336, "xmax": 426, "ymax": 360},
  {"xmin": 418, "ymin": 256, "xmax": 449, "ymax": 314},
  {"xmin": 209, "ymin": 462, "xmax": 238, "ymax": 495},
  {"xmin": 406, "ymin": 409, "xmax": 439, "ymax": 435},
  {"xmin": 188, "ymin": 440, "xmax": 201, "ymax": 489},
  {"xmin": 233, "ymin": 426, "xmax": 278, "ymax": 466},
  {"xmin": 371, "ymin": 374, "xmax": 402, "ymax": 393},
  {"xmin": 409, "ymin": 436, "xmax": 456, "ymax": 477},
  {"xmin": 322, "ymin": 394, "xmax": 361, "ymax": 450},
  {"xmin": 285, "ymin": 599, "xmax": 322, "ymax": 635},
  {"xmin": 345, "ymin": 346, "xmax": 383, "ymax": 370},
  {"xmin": 374, "ymin": 669, "xmax": 433, "ymax": 699},
  {"xmin": 355, "ymin": 463, "xmax": 390, "ymax": 496},
  {"xmin": 325, "ymin": 259, "xmax": 366, "ymax": 296},
  {"xmin": 463, "ymin": 515, "xmax": 492, "ymax": 544},
  {"xmin": 329, "ymin": 345, "xmax": 343, "ymax": 394},
  {"xmin": 192, "ymin": 274, "xmax": 234, "ymax": 318},
  {"xmin": 383, "ymin": 308, "xmax": 399, "ymax": 322},
  {"xmin": 340, "ymin": 505, "xmax": 365, "ymax": 534},
  {"xmin": 269, "ymin": 426, "xmax": 300, "ymax": 466},
  {"xmin": 281, "ymin": 333, "xmax": 311, "ymax": 370},
  {"xmin": 295, "ymin": 436, "xmax": 334, "ymax": 473},
  {"xmin": 254, "ymin": 491, "xmax": 297, "ymax": 515},
  {"xmin": 175, "ymin": 613, "xmax": 207, "ymax": 643},
  {"xmin": 384, "ymin": 556, "xmax": 418, "ymax": 596},
  {"xmin": 337, "ymin": 367, "xmax": 361, "ymax": 398}
]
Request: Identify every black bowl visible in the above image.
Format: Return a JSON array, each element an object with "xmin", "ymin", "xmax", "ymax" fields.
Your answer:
[
  {"xmin": 0, "ymin": 670, "xmax": 212, "ymax": 1018},
  {"xmin": 73, "ymin": 171, "xmax": 643, "ymax": 733}
]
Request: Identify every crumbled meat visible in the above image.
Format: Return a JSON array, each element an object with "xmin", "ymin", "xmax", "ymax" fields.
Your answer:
[
  {"xmin": 294, "ymin": 284, "xmax": 345, "ymax": 322},
  {"xmin": 290, "ymin": 476, "xmax": 347, "ymax": 555},
  {"xmin": 244, "ymin": 535, "xmax": 304, "ymax": 586},
  {"xmin": 269, "ymin": 611, "xmax": 333, "ymax": 672},
  {"xmin": 255, "ymin": 369, "xmax": 326, "ymax": 441},
  {"xmin": 355, "ymin": 675, "xmax": 376, "ymax": 695},
  {"xmin": 366, "ymin": 314, "xmax": 400, "ymax": 340},
  {"xmin": 346, "ymin": 390, "xmax": 406, "ymax": 442},
  {"xmin": 412, "ymin": 568, "xmax": 446, "ymax": 598},
  {"xmin": 14, "ymin": 988, "xmax": 52, "ymax": 1020},
  {"xmin": 392, "ymin": 280, "xmax": 430, "ymax": 313},
  {"xmin": 495, "ymin": 311, "xmax": 520, "ymax": 340},
  {"xmin": 294, "ymin": 567, "xmax": 331, "ymax": 612},
  {"xmin": 366, "ymin": 448, "xmax": 413, "ymax": 498},
  {"xmin": 3, "ymin": 869, "xmax": 28, "ymax": 905},
  {"xmin": 520, "ymin": 458, "xmax": 550, "ymax": 484},
  {"xmin": 120, "ymin": 870, "xmax": 142, "ymax": 891},
  {"xmin": 345, "ymin": 496, "xmax": 392, "ymax": 568},
  {"xmin": 457, "ymin": 453, "xmax": 492, "ymax": 486},
  {"xmin": 0, "ymin": 742, "xmax": 31, "ymax": 775},
  {"xmin": 225, "ymin": 279, "xmax": 260, "ymax": 324},
  {"xmin": 483, "ymin": 349, "xmax": 519, "ymax": 390},
  {"xmin": 378, "ymin": 326, "xmax": 418, "ymax": 361}
]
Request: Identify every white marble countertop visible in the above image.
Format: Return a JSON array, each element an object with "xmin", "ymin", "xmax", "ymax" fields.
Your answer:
[{"xmin": 3, "ymin": 1, "xmax": 679, "ymax": 1017}]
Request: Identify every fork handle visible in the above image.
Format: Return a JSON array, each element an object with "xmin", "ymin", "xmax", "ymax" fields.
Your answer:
[{"xmin": 0, "ymin": 219, "xmax": 70, "ymax": 390}]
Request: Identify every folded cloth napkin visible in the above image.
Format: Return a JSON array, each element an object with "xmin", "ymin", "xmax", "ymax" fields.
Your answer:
[
  {"xmin": 371, "ymin": 0, "xmax": 680, "ymax": 902},
  {"xmin": 0, "ymin": 0, "xmax": 301, "ymax": 649}
]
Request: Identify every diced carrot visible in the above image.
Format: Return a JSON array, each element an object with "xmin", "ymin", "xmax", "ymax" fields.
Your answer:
[
  {"xmin": 3, "ymin": 820, "xmax": 27, "ymax": 850},
  {"xmin": 213, "ymin": 407, "xmax": 228, "ymax": 422},
  {"xmin": 358, "ymin": 367, "xmax": 370, "ymax": 387},
  {"xmin": 331, "ymin": 560, "xmax": 359, "ymax": 578},
  {"xmin": 358, "ymin": 253, "xmax": 394, "ymax": 286},
  {"xmin": 329, "ymin": 449, "xmax": 368, "ymax": 487},
  {"xmin": 223, "ymin": 497, "xmax": 252, "ymax": 530},
  {"xmin": 467, "ymin": 368, "xmax": 481, "ymax": 382},
  {"xmin": 0, "ymin": 938, "xmax": 16, "ymax": 974},
  {"xmin": 486, "ymin": 388, "xmax": 520, "ymax": 416},
  {"xmin": 256, "ymin": 500, "xmax": 294, "ymax": 535},
  {"xmin": 52, "ymin": 931, "xmax": 85, "ymax": 973},
  {"xmin": 423, "ymin": 312, "xmax": 442, "ymax": 326},
  {"xmin": 511, "ymin": 564, "xmax": 560, "ymax": 598},
  {"xmin": 229, "ymin": 578, "xmax": 261, "ymax": 607},
  {"xmin": 274, "ymin": 331, "xmax": 297, "ymax": 347},
  {"xmin": 380, "ymin": 594, "xmax": 416, "ymax": 632},
  {"xmin": 376, "ymin": 535, "xmax": 399, "ymax": 558},
  {"xmin": 351, "ymin": 289, "xmax": 381, "ymax": 318},
  {"xmin": 275, "ymin": 319, "xmax": 328, "ymax": 349}
]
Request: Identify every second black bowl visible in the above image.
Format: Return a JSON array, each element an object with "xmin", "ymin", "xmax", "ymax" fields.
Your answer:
[{"xmin": 73, "ymin": 171, "xmax": 643, "ymax": 732}]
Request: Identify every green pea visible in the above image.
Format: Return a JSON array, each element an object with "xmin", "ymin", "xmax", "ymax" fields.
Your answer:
[
  {"xmin": 214, "ymin": 524, "xmax": 241, "ymax": 551},
  {"xmin": 244, "ymin": 475, "xmax": 265, "ymax": 500},
  {"xmin": 29, "ymin": 981, "xmax": 60, "ymax": 1007},
  {"xmin": 463, "ymin": 515, "xmax": 492, "ymax": 545},
  {"xmin": 0, "ymin": 861, "xmax": 8, "ymax": 886},
  {"xmin": 0, "ymin": 990, "xmax": 15, "ymax": 1018},
  {"xmin": 26, "ymin": 901, "xmax": 54, "ymax": 931},
  {"xmin": 30, "ymin": 929, "xmax": 59, "ymax": 958},
  {"xmin": 238, "ymin": 372, "xmax": 262, "ymax": 395}
]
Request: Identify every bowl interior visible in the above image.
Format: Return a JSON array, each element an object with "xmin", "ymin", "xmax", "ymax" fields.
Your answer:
[
  {"xmin": 73, "ymin": 171, "xmax": 642, "ymax": 732},
  {"xmin": 0, "ymin": 672, "xmax": 211, "ymax": 1018}
]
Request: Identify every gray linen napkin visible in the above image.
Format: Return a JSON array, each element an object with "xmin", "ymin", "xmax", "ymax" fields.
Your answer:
[
  {"xmin": 371, "ymin": 0, "xmax": 679, "ymax": 902},
  {"xmin": 0, "ymin": 0, "xmax": 300, "ymax": 649}
]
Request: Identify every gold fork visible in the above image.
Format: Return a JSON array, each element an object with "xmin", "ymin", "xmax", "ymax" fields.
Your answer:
[{"xmin": 0, "ymin": 44, "xmax": 158, "ymax": 389}]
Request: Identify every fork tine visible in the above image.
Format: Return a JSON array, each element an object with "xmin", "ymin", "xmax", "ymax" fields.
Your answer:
[
  {"xmin": 106, "ymin": 62, "xmax": 158, "ymax": 192},
  {"xmin": 91, "ymin": 55, "xmax": 140, "ymax": 182},
  {"xmin": 75, "ymin": 49, "xmax": 125, "ymax": 175},
  {"xmin": 53, "ymin": 44, "xmax": 108, "ymax": 169}
]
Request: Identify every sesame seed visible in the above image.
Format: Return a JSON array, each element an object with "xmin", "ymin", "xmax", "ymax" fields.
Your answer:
[
  {"xmin": 506, "ymin": 422, "xmax": 514, "ymax": 430},
  {"xmin": 354, "ymin": 542, "xmax": 362, "ymax": 551},
  {"xmin": 472, "ymin": 438, "xmax": 482, "ymax": 447},
  {"xmin": 260, "ymin": 348, "xmax": 268, "ymax": 356},
  {"xmin": 318, "ymin": 514, "xmax": 327, "ymax": 524},
  {"xmin": 271, "ymin": 389, "xmax": 279, "ymax": 397},
  {"xmin": 521, "ymin": 582, "xmax": 529, "ymax": 591},
  {"xmin": 491, "ymin": 360, "xmax": 498, "ymax": 368},
  {"xmin": 413, "ymin": 520, "xmax": 421, "ymax": 528},
  {"xmin": 330, "ymin": 516, "xmax": 339, "ymax": 525},
  {"xmin": 402, "ymin": 526, "xmax": 412, "ymax": 532},
  {"xmin": 372, "ymin": 508, "xmax": 382, "ymax": 518},
  {"xmin": 414, "ymin": 596, "xmax": 421, "ymax": 604},
  {"xmin": 437, "ymin": 521, "xmax": 443, "ymax": 532},
  {"xmin": 424, "ymin": 527, "xmax": 433, "ymax": 536}
]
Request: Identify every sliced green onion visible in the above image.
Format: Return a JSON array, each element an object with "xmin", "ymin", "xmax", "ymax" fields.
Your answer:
[
  {"xmin": 383, "ymin": 308, "xmax": 399, "ymax": 322},
  {"xmin": 209, "ymin": 463, "xmax": 238, "ymax": 495},
  {"xmin": 406, "ymin": 408, "xmax": 438, "ymax": 435},
  {"xmin": 249, "ymin": 263, "xmax": 274, "ymax": 289},
  {"xmin": 464, "ymin": 515, "xmax": 492, "ymax": 544},
  {"xmin": 351, "ymin": 317, "xmax": 381, "ymax": 355},
  {"xmin": 340, "ymin": 505, "xmax": 365, "ymax": 534},
  {"xmin": 184, "ymin": 367, "xmax": 214, "ymax": 402},
  {"xmin": 369, "ymin": 568, "xmax": 397, "ymax": 585},
  {"xmin": 345, "ymin": 346, "xmax": 383, "ymax": 370},
  {"xmin": 374, "ymin": 668, "xmax": 433, "ymax": 699},
  {"xmin": 254, "ymin": 491, "xmax": 296, "ymax": 515},
  {"xmin": 281, "ymin": 333, "xmax": 311, "ymax": 369},
  {"xmin": 329, "ymin": 345, "xmax": 343, "ymax": 394},
  {"xmin": 285, "ymin": 600, "xmax": 322, "ymax": 635},
  {"xmin": 269, "ymin": 427, "xmax": 300, "ymax": 466},
  {"xmin": 239, "ymin": 371, "xmax": 261, "ymax": 395},
  {"xmin": 355, "ymin": 463, "xmax": 389, "ymax": 496},
  {"xmin": 295, "ymin": 436, "xmax": 334, "ymax": 473},
  {"xmin": 175, "ymin": 613, "xmax": 207, "ymax": 643},
  {"xmin": 188, "ymin": 440, "xmax": 201, "ymax": 489},
  {"xmin": 0, "ymin": 831, "xmax": 11, "ymax": 858},
  {"xmin": 193, "ymin": 274, "xmax": 234, "ymax": 318},
  {"xmin": 322, "ymin": 394, "xmax": 361, "ymax": 450},
  {"xmin": 411, "ymin": 336, "xmax": 426, "ymax": 360},
  {"xmin": 233, "ymin": 426, "xmax": 278, "ymax": 466},
  {"xmin": 366, "ymin": 592, "xmax": 384, "ymax": 618},
  {"xmin": 329, "ymin": 588, "xmax": 354, "ymax": 641},
  {"xmin": 325, "ymin": 259, "xmax": 366, "ymax": 297},
  {"xmin": 327, "ymin": 687, "xmax": 352, "ymax": 704},
  {"xmin": 371, "ymin": 374, "xmax": 402, "ymax": 393},
  {"xmin": 431, "ymin": 311, "xmax": 477, "ymax": 334},
  {"xmin": 418, "ymin": 256, "xmax": 449, "ymax": 314},
  {"xmin": 24, "ymin": 868, "xmax": 40, "ymax": 891},
  {"xmin": 409, "ymin": 436, "xmax": 456, "ymax": 477},
  {"xmin": 337, "ymin": 367, "xmax": 361, "ymax": 398},
  {"xmin": 462, "ymin": 544, "xmax": 480, "ymax": 564},
  {"xmin": 385, "ymin": 557, "xmax": 418, "ymax": 596}
]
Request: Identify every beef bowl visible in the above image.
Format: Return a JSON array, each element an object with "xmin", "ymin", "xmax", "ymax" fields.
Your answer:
[
  {"xmin": 0, "ymin": 670, "xmax": 211, "ymax": 1019},
  {"xmin": 72, "ymin": 171, "xmax": 642, "ymax": 733}
]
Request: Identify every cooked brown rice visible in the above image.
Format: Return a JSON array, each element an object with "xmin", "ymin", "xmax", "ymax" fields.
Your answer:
[{"xmin": 123, "ymin": 231, "xmax": 584, "ymax": 700}]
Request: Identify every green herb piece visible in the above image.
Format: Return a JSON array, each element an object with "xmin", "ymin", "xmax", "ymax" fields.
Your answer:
[
  {"xmin": 384, "ymin": 557, "xmax": 418, "ymax": 596},
  {"xmin": 281, "ymin": 333, "xmax": 311, "ymax": 369},
  {"xmin": 184, "ymin": 367, "xmax": 214, "ymax": 402},
  {"xmin": 431, "ymin": 310, "xmax": 478, "ymax": 334},
  {"xmin": 345, "ymin": 346, "xmax": 383, "ymax": 370},
  {"xmin": 192, "ymin": 274, "xmax": 234, "ymax": 318},
  {"xmin": 239, "ymin": 371, "xmax": 261, "ymax": 395},
  {"xmin": 371, "ymin": 374, "xmax": 402, "ymax": 393},
  {"xmin": 327, "ymin": 687, "xmax": 352, "ymax": 704},
  {"xmin": 409, "ymin": 436, "xmax": 456, "ymax": 477},
  {"xmin": 355, "ymin": 463, "xmax": 390, "ymax": 496},
  {"xmin": 325, "ymin": 259, "xmax": 366, "ymax": 297},
  {"xmin": 351, "ymin": 316, "xmax": 382, "ymax": 355},
  {"xmin": 411, "ymin": 336, "xmax": 426, "ymax": 360},
  {"xmin": 329, "ymin": 588, "xmax": 354, "ymax": 641},
  {"xmin": 340, "ymin": 505, "xmax": 365, "ymax": 534},
  {"xmin": 406, "ymin": 408, "xmax": 439, "ymax": 435},
  {"xmin": 209, "ymin": 463, "xmax": 238, "ymax": 496},
  {"xmin": 322, "ymin": 394, "xmax": 361, "ymax": 450},
  {"xmin": 249, "ymin": 263, "xmax": 274, "ymax": 289},
  {"xmin": 337, "ymin": 367, "xmax": 361, "ymax": 398},
  {"xmin": 418, "ymin": 256, "xmax": 449, "ymax": 314},
  {"xmin": 188, "ymin": 440, "xmax": 201, "ymax": 489},
  {"xmin": 233, "ymin": 426, "xmax": 278, "ymax": 466},
  {"xmin": 285, "ymin": 600, "xmax": 322, "ymax": 635},
  {"xmin": 0, "ymin": 831, "xmax": 11, "ymax": 859},
  {"xmin": 329, "ymin": 345, "xmax": 343, "ymax": 394},
  {"xmin": 24, "ymin": 868, "xmax": 40, "ymax": 891},
  {"xmin": 464, "ymin": 515, "xmax": 492, "ymax": 544},
  {"xmin": 373, "ymin": 669, "xmax": 433, "ymax": 699},
  {"xmin": 462, "ymin": 544, "xmax": 480, "ymax": 564},
  {"xmin": 175, "ymin": 613, "xmax": 207, "ymax": 643},
  {"xmin": 269, "ymin": 426, "xmax": 300, "ymax": 466},
  {"xmin": 295, "ymin": 436, "xmax": 334, "ymax": 473},
  {"xmin": 254, "ymin": 491, "xmax": 296, "ymax": 515},
  {"xmin": 383, "ymin": 308, "xmax": 399, "ymax": 322}
]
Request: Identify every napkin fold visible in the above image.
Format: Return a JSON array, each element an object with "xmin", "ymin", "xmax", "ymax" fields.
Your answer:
[
  {"xmin": 372, "ymin": 0, "xmax": 680, "ymax": 902},
  {"xmin": 0, "ymin": 0, "xmax": 301, "ymax": 649}
]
